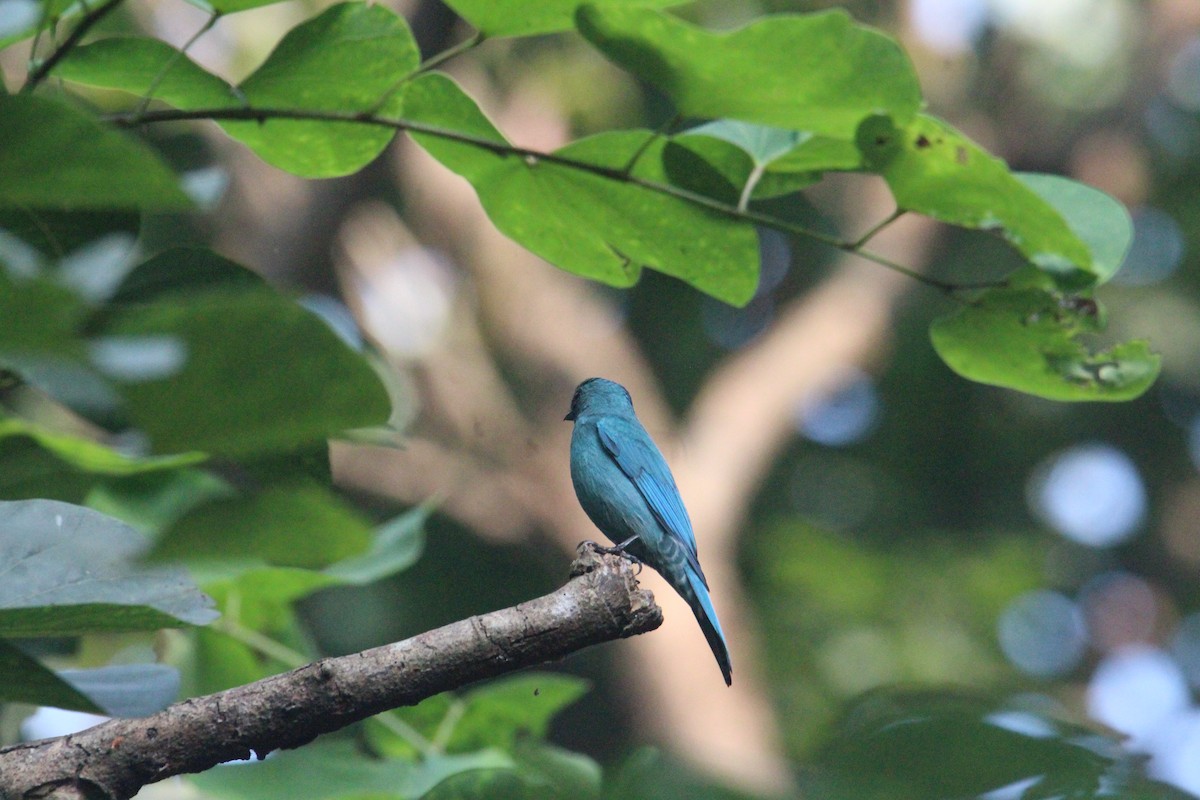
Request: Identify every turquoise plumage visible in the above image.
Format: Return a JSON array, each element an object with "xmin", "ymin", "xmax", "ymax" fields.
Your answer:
[{"xmin": 565, "ymin": 377, "xmax": 732, "ymax": 685}]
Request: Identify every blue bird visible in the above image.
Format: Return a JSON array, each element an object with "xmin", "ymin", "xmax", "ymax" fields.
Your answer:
[{"xmin": 565, "ymin": 377, "xmax": 732, "ymax": 686}]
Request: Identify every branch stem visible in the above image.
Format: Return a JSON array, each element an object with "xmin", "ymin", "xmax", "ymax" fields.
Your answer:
[
  {"xmin": 22, "ymin": 0, "xmax": 125, "ymax": 92},
  {"xmin": 369, "ymin": 32, "xmax": 485, "ymax": 114},
  {"xmin": 852, "ymin": 208, "xmax": 906, "ymax": 248},
  {"xmin": 130, "ymin": 11, "xmax": 222, "ymax": 120},
  {"xmin": 0, "ymin": 546, "xmax": 660, "ymax": 800},
  {"xmin": 107, "ymin": 104, "xmax": 999, "ymax": 294}
]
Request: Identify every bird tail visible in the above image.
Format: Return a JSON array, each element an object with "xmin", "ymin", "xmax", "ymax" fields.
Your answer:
[{"xmin": 682, "ymin": 568, "xmax": 733, "ymax": 686}]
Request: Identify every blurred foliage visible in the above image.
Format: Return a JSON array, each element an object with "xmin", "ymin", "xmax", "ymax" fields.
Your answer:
[
  {"xmin": 747, "ymin": 520, "xmax": 1046, "ymax": 753},
  {"xmin": 0, "ymin": 0, "xmax": 1195, "ymax": 798}
]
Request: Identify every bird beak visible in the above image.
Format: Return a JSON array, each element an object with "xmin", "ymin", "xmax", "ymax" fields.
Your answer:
[{"xmin": 564, "ymin": 410, "xmax": 575, "ymax": 421}]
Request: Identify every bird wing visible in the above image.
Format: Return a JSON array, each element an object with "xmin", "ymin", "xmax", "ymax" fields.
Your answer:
[{"xmin": 595, "ymin": 417, "xmax": 707, "ymax": 586}]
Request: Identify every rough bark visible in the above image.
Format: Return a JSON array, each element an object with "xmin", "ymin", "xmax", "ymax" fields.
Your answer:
[{"xmin": 0, "ymin": 546, "xmax": 660, "ymax": 800}]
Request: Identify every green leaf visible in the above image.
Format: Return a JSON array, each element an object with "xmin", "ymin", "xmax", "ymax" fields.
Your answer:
[
  {"xmin": 53, "ymin": 36, "xmax": 235, "ymax": 107},
  {"xmin": 0, "ymin": 0, "xmax": 80, "ymax": 49},
  {"xmin": 193, "ymin": 627, "xmax": 268, "ymax": 695},
  {"xmin": 58, "ymin": 662, "xmax": 180, "ymax": 716},
  {"xmin": 930, "ymin": 277, "xmax": 1160, "ymax": 401},
  {"xmin": 0, "ymin": 416, "xmax": 205, "ymax": 476},
  {"xmin": 202, "ymin": 565, "xmax": 339, "ymax": 629},
  {"xmin": 226, "ymin": 3, "xmax": 416, "ymax": 177},
  {"xmin": 56, "ymin": 4, "xmax": 420, "ymax": 178},
  {"xmin": 0, "ymin": 269, "xmax": 89, "ymax": 357},
  {"xmin": 812, "ymin": 689, "xmax": 1190, "ymax": 800},
  {"xmin": 400, "ymin": 73, "xmax": 512, "ymax": 176},
  {"xmin": 152, "ymin": 484, "xmax": 373, "ymax": 568},
  {"xmin": 1018, "ymin": 173, "xmax": 1132, "ymax": 285},
  {"xmin": 0, "ymin": 499, "xmax": 219, "ymax": 636},
  {"xmin": 101, "ymin": 251, "xmax": 391, "ymax": 456},
  {"xmin": 510, "ymin": 741, "xmax": 602, "ymax": 798},
  {"xmin": 405, "ymin": 73, "xmax": 759, "ymax": 305},
  {"xmin": 324, "ymin": 505, "xmax": 428, "ymax": 584},
  {"xmin": 0, "ymin": 209, "xmax": 140, "ymax": 259},
  {"xmin": 422, "ymin": 742, "xmax": 602, "ymax": 800},
  {"xmin": 189, "ymin": 740, "xmax": 513, "ymax": 800},
  {"xmin": 365, "ymin": 674, "xmax": 590, "ymax": 766},
  {"xmin": 0, "ymin": 269, "xmax": 125, "ymax": 417},
  {"xmin": 0, "ymin": 95, "xmax": 192, "ymax": 210},
  {"xmin": 577, "ymin": 8, "xmax": 921, "ymax": 139},
  {"xmin": 687, "ymin": 120, "xmax": 863, "ymax": 172},
  {"xmin": 0, "ymin": 415, "xmax": 206, "ymax": 502},
  {"xmin": 673, "ymin": 123, "xmax": 833, "ymax": 202},
  {"xmin": 0, "ymin": 639, "xmax": 103, "ymax": 713},
  {"xmin": 858, "ymin": 114, "xmax": 1094, "ymax": 282},
  {"xmin": 446, "ymin": 674, "xmax": 591, "ymax": 752},
  {"xmin": 110, "ymin": 247, "xmax": 268, "ymax": 304},
  {"xmin": 86, "ymin": 468, "xmax": 232, "ymax": 535},
  {"xmin": 206, "ymin": 0, "xmax": 295, "ymax": 13},
  {"xmin": 443, "ymin": 0, "xmax": 685, "ymax": 37}
]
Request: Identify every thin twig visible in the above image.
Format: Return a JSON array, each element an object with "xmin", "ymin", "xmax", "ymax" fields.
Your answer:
[
  {"xmin": 852, "ymin": 208, "xmax": 906, "ymax": 248},
  {"xmin": 130, "ymin": 10, "xmax": 222, "ymax": 120},
  {"xmin": 369, "ymin": 31, "xmax": 485, "ymax": 115},
  {"xmin": 108, "ymin": 105, "xmax": 1004, "ymax": 295},
  {"xmin": 621, "ymin": 112, "xmax": 681, "ymax": 175},
  {"xmin": 738, "ymin": 162, "xmax": 766, "ymax": 212},
  {"xmin": 414, "ymin": 31, "xmax": 484, "ymax": 78},
  {"xmin": 22, "ymin": 0, "xmax": 125, "ymax": 92}
]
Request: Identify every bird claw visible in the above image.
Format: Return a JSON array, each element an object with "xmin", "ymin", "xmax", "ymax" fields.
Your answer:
[{"xmin": 583, "ymin": 540, "xmax": 644, "ymax": 574}]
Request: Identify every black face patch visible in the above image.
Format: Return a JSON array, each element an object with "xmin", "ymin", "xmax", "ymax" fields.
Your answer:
[{"xmin": 565, "ymin": 385, "xmax": 584, "ymax": 420}]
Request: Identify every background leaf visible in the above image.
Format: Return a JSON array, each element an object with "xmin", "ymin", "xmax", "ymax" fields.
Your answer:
[
  {"xmin": 0, "ymin": 499, "xmax": 218, "ymax": 636},
  {"xmin": 577, "ymin": 8, "xmax": 921, "ymax": 139},
  {"xmin": 324, "ymin": 505, "xmax": 428, "ymax": 584},
  {"xmin": 0, "ymin": 638, "xmax": 103, "ymax": 712},
  {"xmin": 189, "ymin": 740, "xmax": 512, "ymax": 800},
  {"xmin": 0, "ymin": 95, "xmax": 192, "ymax": 210},
  {"xmin": 58, "ymin": 662, "xmax": 181, "ymax": 716},
  {"xmin": 445, "ymin": 674, "xmax": 591, "ymax": 753},
  {"xmin": 152, "ymin": 484, "xmax": 372, "ymax": 568},
  {"xmin": 101, "ymin": 250, "xmax": 391, "ymax": 456}
]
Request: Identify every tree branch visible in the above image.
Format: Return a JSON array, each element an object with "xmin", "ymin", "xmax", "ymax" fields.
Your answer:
[
  {"xmin": 106, "ymin": 105, "xmax": 996, "ymax": 295},
  {"xmin": 0, "ymin": 546, "xmax": 660, "ymax": 800},
  {"xmin": 22, "ymin": 0, "xmax": 125, "ymax": 93}
]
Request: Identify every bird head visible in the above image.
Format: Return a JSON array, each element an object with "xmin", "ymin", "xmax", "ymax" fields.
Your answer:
[{"xmin": 564, "ymin": 377, "xmax": 634, "ymax": 421}]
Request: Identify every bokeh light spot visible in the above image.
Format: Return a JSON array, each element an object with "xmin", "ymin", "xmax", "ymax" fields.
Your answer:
[
  {"xmin": 701, "ymin": 295, "xmax": 774, "ymax": 350},
  {"xmin": 997, "ymin": 590, "xmax": 1087, "ymax": 679},
  {"xmin": 798, "ymin": 370, "xmax": 880, "ymax": 447},
  {"xmin": 1028, "ymin": 443, "xmax": 1146, "ymax": 547},
  {"xmin": 1112, "ymin": 207, "xmax": 1184, "ymax": 286},
  {"xmin": 1079, "ymin": 571, "xmax": 1159, "ymax": 653},
  {"xmin": 908, "ymin": 0, "xmax": 988, "ymax": 55},
  {"xmin": 1147, "ymin": 709, "xmax": 1200, "ymax": 795},
  {"xmin": 1167, "ymin": 37, "xmax": 1200, "ymax": 112},
  {"xmin": 1170, "ymin": 612, "xmax": 1200, "ymax": 690},
  {"xmin": 1088, "ymin": 646, "xmax": 1189, "ymax": 746}
]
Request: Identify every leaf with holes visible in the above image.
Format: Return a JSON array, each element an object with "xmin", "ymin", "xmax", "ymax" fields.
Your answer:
[
  {"xmin": 858, "ymin": 115, "xmax": 1094, "ymax": 285},
  {"xmin": 930, "ymin": 273, "xmax": 1160, "ymax": 401}
]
